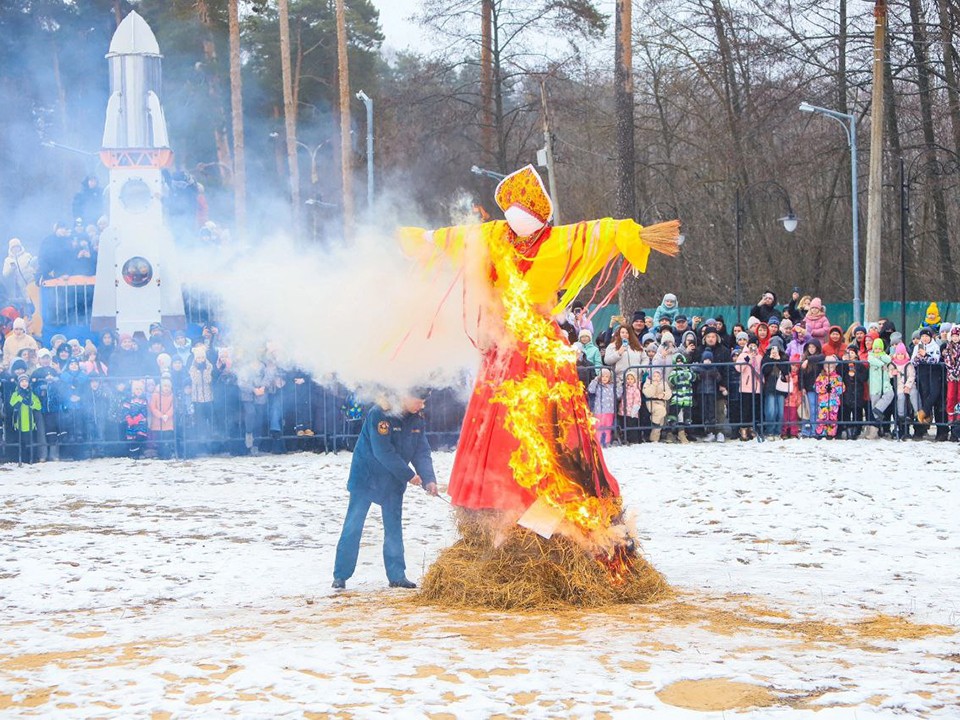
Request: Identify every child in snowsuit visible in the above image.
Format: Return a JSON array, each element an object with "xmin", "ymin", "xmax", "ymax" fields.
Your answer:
[
  {"xmin": 814, "ymin": 356, "xmax": 844, "ymax": 438},
  {"xmin": 942, "ymin": 326, "xmax": 960, "ymax": 438},
  {"xmin": 643, "ymin": 370, "xmax": 672, "ymax": 443},
  {"xmin": 890, "ymin": 342, "xmax": 918, "ymax": 439},
  {"xmin": 9, "ymin": 374, "xmax": 42, "ymax": 462},
  {"xmin": 123, "ymin": 379, "xmax": 149, "ymax": 458},
  {"xmin": 839, "ymin": 346, "xmax": 868, "ymax": 439},
  {"xmin": 618, "ymin": 370, "xmax": 644, "ymax": 444},
  {"xmin": 587, "ymin": 367, "xmax": 619, "ymax": 447},
  {"xmin": 867, "ymin": 338, "xmax": 893, "ymax": 437},
  {"xmin": 668, "ymin": 354, "xmax": 695, "ymax": 443}
]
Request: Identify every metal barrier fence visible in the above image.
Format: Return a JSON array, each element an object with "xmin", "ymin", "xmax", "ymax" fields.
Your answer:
[
  {"xmin": 604, "ymin": 358, "xmax": 957, "ymax": 443},
  {"xmin": 1, "ymin": 374, "xmax": 469, "ymax": 465},
  {"xmin": 3, "ymin": 357, "xmax": 957, "ymax": 463}
]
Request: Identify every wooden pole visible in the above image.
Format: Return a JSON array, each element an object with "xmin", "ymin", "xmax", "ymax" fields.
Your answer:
[
  {"xmin": 539, "ymin": 80, "xmax": 560, "ymax": 224},
  {"xmin": 481, "ymin": 0, "xmax": 493, "ymax": 162},
  {"xmin": 863, "ymin": 0, "xmax": 886, "ymax": 322},
  {"xmin": 278, "ymin": 0, "xmax": 301, "ymax": 236},
  {"xmin": 335, "ymin": 0, "xmax": 354, "ymax": 238},
  {"xmin": 227, "ymin": 0, "xmax": 246, "ymax": 241}
]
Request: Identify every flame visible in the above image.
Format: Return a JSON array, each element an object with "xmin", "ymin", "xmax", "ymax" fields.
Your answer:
[{"xmin": 486, "ymin": 229, "xmax": 622, "ymax": 540}]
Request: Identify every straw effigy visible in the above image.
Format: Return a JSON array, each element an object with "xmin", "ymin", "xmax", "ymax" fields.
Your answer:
[{"xmin": 419, "ymin": 511, "xmax": 671, "ymax": 611}]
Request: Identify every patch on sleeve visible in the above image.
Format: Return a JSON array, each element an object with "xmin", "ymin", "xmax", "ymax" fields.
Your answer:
[{"xmin": 377, "ymin": 420, "xmax": 391, "ymax": 436}]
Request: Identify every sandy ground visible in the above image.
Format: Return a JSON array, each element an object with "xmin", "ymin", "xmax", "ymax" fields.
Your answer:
[{"xmin": 0, "ymin": 441, "xmax": 958, "ymax": 718}]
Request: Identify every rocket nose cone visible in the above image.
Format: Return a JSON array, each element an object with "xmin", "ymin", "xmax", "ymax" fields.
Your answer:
[{"xmin": 108, "ymin": 11, "xmax": 161, "ymax": 57}]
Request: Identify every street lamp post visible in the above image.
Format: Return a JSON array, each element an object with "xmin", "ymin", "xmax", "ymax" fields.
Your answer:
[
  {"xmin": 356, "ymin": 90, "xmax": 374, "ymax": 212},
  {"xmin": 735, "ymin": 181, "xmax": 799, "ymax": 324},
  {"xmin": 470, "ymin": 165, "xmax": 506, "ymax": 181},
  {"xmin": 798, "ymin": 101, "xmax": 860, "ymax": 325}
]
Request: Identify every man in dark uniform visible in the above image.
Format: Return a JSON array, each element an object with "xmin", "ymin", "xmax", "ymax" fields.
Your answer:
[{"xmin": 332, "ymin": 390, "xmax": 438, "ymax": 590}]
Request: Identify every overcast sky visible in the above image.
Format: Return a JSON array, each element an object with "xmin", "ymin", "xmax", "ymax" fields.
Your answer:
[
  {"xmin": 369, "ymin": 0, "xmax": 425, "ymax": 51},
  {"xmin": 370, "ymin": 1, "xmax": 617, "ymax": 51}
]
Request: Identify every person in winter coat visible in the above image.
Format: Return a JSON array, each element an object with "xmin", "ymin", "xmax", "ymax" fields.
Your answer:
[
  {"xmin": 919, "ymin": 302, "xmax": 941, "ymax": 334},
  {"xmin": 942, "ymin": 326, "xmax": 960, "ymax": 430},
  {"xmin": 148, "ymin": 377, "xmax": 176, "ymax": 459},
  {"xmin": 799, "ymin": 339, "xmax": 826, "ymax": 438},
  {"xmin": 786, "ymin": 293, "xmax": 811, "ymax": 323},
  {"xmin": 58, "ymin": 357, "xmax": 89, "ymax": 455},
  {"xmin": 822, "ymin": 325, "xmax": 846, "ymax": 358},
  {"xmin": 577, "ymin": 329, "xmax": 603, "ymax": 369},
  {"xmin": 188, "ymin": 344, "xmax": 215, "ymax": 451},
  {"xmin": 618, "ymin": 370, "xmax": 645, "ymax": 444},
  {"xmin": 814, "ymin": 355, "xmax": 844, "ymax": 438},
  {"xmin": 96, "ymin": 330, "xmax": 118, "ymax": 365},
  {"xmin": 86, "ymin": 376, "xmax": 116, "ymax": 457},
  {"xmin": 761, "ymin": 339, "xmax": 789, "ymax": 438},
  {"xmin": 668, "ymin": 355, "xmax": 695, "ymax": 444},
  {"xmin": 332, "ymin": 391, "xmax": 437, "ymax": 590},
  {"xmin": 642, "ymin": 370, "xmax": 672, "ymax": 443},
  {"xmin": 652, "ymin": 292, "xmax": 680, "ymax": 326},
  {"xmin": 890, "ymin": 342, "xmax": 918, "ymax": 439},
  {"xmin": 748, "ymin": 290, "xmax": 780, "ymax": 324},
  {"xmin": 122, "ymin": 379, "xmax": 149, "ymax": 458},
  {"xmin": 783, "ymin": 353, "xmax": 804, "ymax": 438},
  {"xmin": 754, "ymin": 322, "xmax": 771, "ymax": 354},
  {"xmin": 799, "ymin": 297, "xmax": 831, "ymax": 344},
  {"xmin": 9, "ymin": 373, "xmax": 41, "ymax": 462},
  {"xmin": 911, "ymin": 327, "xmax": 942, "ymax": 427},
  {"xmin": 72, "ymin": 175, "xmax": 103, "ymax": 225},
  {"xmin": 697, "ymin": 349, "xmax": 724, "ymax": 441},
  {"xmin": 2, "ymin": 318, "xmax": 38, "ymax": 368},
  {"xmin": 588, "ymin": 367, "xmax": 619, "ymax": 447},
  {"xmin": 839, "ymin": 345, "xmax": 868, "ymax": 439},
  {"xmin": 603, "ymin": 325, "xmax": 643, "ymax": 391},
  {"xmin": 2, "ymin": 237, "xmax": 35, "ymax": 307},
  {"xmin": 736, "ymin": 337, "xmax": 763, "ymax": 440},
  {"xmin": 785, "ymin": 325, "xmax": 809, "ymax": 360},
  {"xmin": 867, "ymin": 338, "xmax": 894, "ymax": 436}
]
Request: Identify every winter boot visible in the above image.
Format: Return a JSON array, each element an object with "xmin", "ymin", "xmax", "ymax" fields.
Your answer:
[
  {"xmin": 678, "ymin": 429, "xmax": 689, "ymax": 444},
  {"xmin": 649, "ymin": 428, "xmax": 661, "ymax": 443}
]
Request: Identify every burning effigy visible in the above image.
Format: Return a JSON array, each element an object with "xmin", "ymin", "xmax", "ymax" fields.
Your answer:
[{"xmin": 400, "ymin": 167, "xmax": 679, "ymax": 610}]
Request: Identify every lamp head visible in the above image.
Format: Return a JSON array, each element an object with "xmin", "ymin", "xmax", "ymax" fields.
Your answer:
[
  {"xmin": 799, "ymin": 101, "xmax": 814, "ymax": 113},
  {"xmin": 677, "ymin": 233, "xmax": 686, "ymax": 246},
  {"xmin": 780, "ymin": 213, "xmax": 799, "ymax": 233}
]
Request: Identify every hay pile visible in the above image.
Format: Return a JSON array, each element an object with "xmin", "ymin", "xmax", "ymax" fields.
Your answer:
[{"xmin": 420, "ymin": 513, "xmax": 670, "ymax": 610}]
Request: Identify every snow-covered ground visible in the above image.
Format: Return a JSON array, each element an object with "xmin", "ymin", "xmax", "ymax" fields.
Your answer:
[{"xmin": 1, "ymin": 441, "xmax": 958, "ymax": 718}]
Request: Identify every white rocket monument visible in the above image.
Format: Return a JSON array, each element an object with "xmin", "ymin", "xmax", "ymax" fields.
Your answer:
[{"xmin": 91, "ymin": 10, "xmax": 185, "ymax": 334}]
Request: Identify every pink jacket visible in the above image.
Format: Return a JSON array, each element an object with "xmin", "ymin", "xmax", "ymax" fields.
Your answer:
[
  {"xmin": 801, "ymin": 312, "xmax": 831, "ymax": 343},
  {"xmin": 737, "ymin": 352, "xmax": 763, "ymax": 394}
]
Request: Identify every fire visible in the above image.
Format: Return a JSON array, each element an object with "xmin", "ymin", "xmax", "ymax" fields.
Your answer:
[{"xmin": 486, "ymin": 231, "xmax": 623, "ymax": 542}]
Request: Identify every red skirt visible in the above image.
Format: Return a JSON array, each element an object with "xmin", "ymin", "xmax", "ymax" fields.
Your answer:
[{"xmin": 448, "ymin": 339, "xmax": 621, "ymax": 513}]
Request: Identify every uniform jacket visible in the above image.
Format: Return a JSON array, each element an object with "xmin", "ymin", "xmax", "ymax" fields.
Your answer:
[{"xmin": 347, "ymin": 405, "xmax": 437, "ymax": 505}]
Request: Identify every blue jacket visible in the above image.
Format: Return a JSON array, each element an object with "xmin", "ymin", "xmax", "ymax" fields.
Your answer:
[{"xmin": 347, "ymin": 405, "xmax": 436, "ymax": 504}]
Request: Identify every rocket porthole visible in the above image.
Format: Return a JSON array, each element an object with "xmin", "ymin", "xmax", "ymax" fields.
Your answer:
[{"xmin": 122, "ymin": 257, "xmax": 154, "ymax": 288}]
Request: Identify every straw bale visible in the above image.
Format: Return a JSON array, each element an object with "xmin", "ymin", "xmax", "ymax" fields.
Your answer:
[{"xmin": 419, "ymin": 513, "xmax": 670, "ymax": 610}]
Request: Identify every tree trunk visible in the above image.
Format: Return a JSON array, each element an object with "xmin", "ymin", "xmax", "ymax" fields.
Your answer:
[
  {"xmin": 227, "ymin": 0, "xmax": 246, "ymax": 240},
  {"xmin": 614, "ymin": 0, "xmax": 641, "ymax": 317},
  {"xmin": 883, "ymin": 24, "xmax": 907, "ymax": 298},
  {"xmin": 278, "ymin": 0, "xmax": 301, "ymax": 235},
  {"xmin": 864, "ymin": 0, "xmax": 886, "ymax": 322},
  {"xmin": 935, "ymin": 0, "xmax": 960, "ymax": 158},
  {"xmin": 196, "ymin": 0, "xmax": 233, "ymax": 185},
  {"xmin": 335, "ymin": 0, "xmax": 354, "ymax": 239},
  {"xmin": 908, "ymin": 0, "xmax": 958, "ymax": 296},
  {"xmin": 112, "ymin": 0, "xmax": 123, "ymax": 26},
  {"xmin": 481, "ymin": 0, "xmax": 494, "ymax": 164}
]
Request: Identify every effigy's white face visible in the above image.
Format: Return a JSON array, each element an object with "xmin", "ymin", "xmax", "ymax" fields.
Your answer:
[{"xmin": 504, "ymin": 205, "xmax": 545, "ymax": 237}]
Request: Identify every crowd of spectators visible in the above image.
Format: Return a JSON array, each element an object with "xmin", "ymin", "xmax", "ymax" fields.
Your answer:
[
  {"xmin": 4, "ymin": 193, "xmax": 959, "ymax": 465},
  {"xmin": 563, "ymin": 291, "xmax": 960, "ymax": 446}
]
